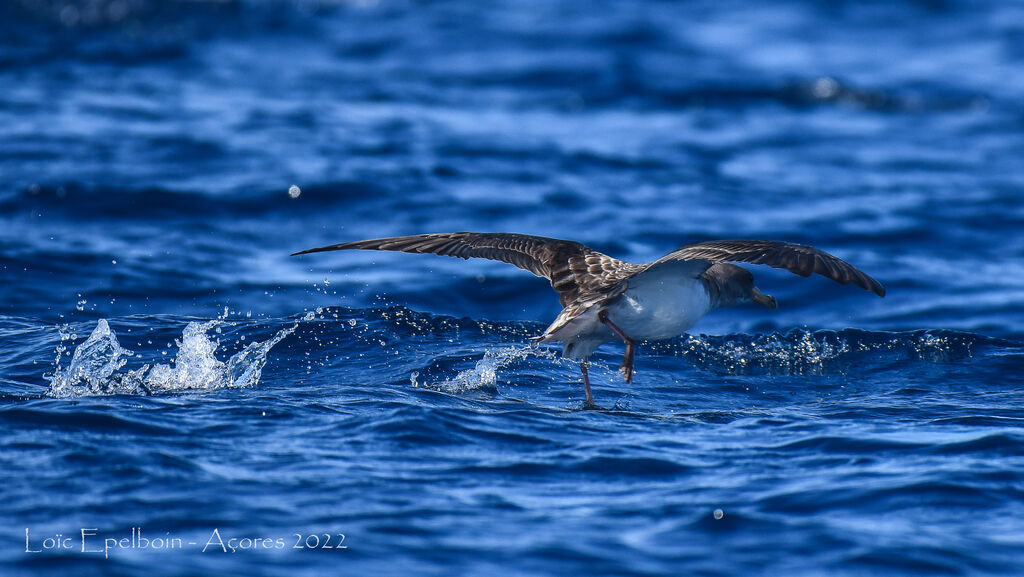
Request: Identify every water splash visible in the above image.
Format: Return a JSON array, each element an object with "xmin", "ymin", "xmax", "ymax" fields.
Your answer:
[
  {"xmin": 48, "ymin": 319, "xmax": 133, "ymax": 396},
  {"xmin": 431, "ymin": 346, "xmax": 545, "ymax": 394},
  {"xmin": 47, "ymin": 319, "xmax": 296, "ymax": 398}
]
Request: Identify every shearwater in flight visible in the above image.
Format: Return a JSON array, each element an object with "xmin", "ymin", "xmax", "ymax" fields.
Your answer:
[{"xmin": 293, "ymin": 233, "xmax": 884, "ymax": 407}]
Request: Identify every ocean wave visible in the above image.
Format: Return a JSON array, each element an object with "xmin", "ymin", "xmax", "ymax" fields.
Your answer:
[
  {"xmin": 26, "ymin": 306, "xmax": 1018, "ymax": 403},
  {"xmin": 658, "ymin": 328, "xmax": 1003, "ymax": 375}
]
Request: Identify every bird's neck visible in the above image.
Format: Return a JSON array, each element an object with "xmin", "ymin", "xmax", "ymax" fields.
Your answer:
[
  {"xmin": 701, "ymin": 264, "xmax": 753, "ymax": 310},
  {"xmin": 702, "ymin": 277, "xmax": 726, "ymax": 310}
]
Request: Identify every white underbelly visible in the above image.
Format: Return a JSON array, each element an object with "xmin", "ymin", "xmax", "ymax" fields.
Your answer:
[
  {"xmin": 605, "ymin": 275, "xmax": 711, "ymax": 341},
  {"xmin": 539, "ymin": 306, "xmax": 617, "ymax": 360}
]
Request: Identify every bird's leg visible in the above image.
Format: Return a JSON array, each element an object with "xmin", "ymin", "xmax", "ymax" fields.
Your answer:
[
  {"xmin": 580, "ymin": 360, "xmax": 596, "ymax": 409},
  {"xmin": 598, "ymin": 309, "xmax": 636, "ymax": 384},
  {"xmin": 621, "ymin": 340, "xmax": 635, "ymax": 383}
]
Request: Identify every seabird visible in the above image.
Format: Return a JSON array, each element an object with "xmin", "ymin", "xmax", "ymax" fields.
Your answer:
[{"xmin": 293, "ymin": 233, "xmax": 884, "ymax": 407}]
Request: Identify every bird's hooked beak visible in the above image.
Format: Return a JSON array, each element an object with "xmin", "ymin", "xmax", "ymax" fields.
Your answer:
[{"xmin": 751, "ymin": 287, "xmax": 777, "ymax": 310}]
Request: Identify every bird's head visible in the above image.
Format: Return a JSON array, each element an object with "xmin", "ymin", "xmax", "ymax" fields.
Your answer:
[{"xmin": 705, "ymin": 263, "xmax": 777, "ymax": 311}]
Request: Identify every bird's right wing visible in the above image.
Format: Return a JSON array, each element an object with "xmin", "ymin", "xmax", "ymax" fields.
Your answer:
[{"xmin": 293, "ymin": 232, "xmax": 641, "ymax": 306}]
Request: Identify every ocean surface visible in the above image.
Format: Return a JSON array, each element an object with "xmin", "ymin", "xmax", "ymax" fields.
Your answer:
[{"xmin": 2, "ymin": 0, "xmax": 1024, "ymax": 575}]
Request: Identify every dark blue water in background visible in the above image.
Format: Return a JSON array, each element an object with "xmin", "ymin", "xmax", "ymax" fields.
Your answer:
[{"xmin": 2, "ymin": 0, "xmax": 1024, "ymax": 575}]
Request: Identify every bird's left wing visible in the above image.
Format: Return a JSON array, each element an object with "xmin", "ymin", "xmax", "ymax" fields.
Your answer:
[{"xmin": 653, "ymin": 240, "xmax": 885, "ymax": 296}]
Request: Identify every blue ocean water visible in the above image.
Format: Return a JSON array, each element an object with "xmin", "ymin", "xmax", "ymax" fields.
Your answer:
[{"xmin": 2, "ymin": 0, "xmax": 1024, "ymax": 574}]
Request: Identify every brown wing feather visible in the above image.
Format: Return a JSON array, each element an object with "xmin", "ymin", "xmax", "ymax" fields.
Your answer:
[
  {"xmin": 292, "ymin": 232, "xmax": 641, "ymax": 306},
  {"xmin": 656, "ymin": 240, "xmax": 885, "ymax": 296}
]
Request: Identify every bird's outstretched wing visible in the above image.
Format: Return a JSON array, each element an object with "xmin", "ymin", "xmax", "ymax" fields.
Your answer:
[
  {"xmin": 654, "ymin": 240, "xmax": 885, "ymax": 296},
  {"xmin": 292, "ymin": 232, "xmax": 642, "ymax": 306}
]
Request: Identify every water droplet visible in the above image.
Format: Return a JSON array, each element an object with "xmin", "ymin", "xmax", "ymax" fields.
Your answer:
[
  {"xmin": 812, "ymin": 76, "xmax": 839, "ymax": 99},
  {"xmin": 288, "ymin": 185, "xmax": 301, "ymax": 199},
  {"xmin": 714, "ymin": 509, "xmax": 724, "ymax": 520}
]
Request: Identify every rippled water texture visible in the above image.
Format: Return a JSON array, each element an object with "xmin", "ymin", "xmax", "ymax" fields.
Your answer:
[{"xmin": 2, "ymin": 0, "xmax": 1024, "ymax": 575}]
